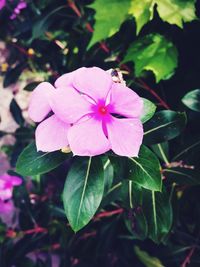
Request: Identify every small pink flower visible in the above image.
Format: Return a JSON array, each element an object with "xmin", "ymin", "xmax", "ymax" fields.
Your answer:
[
  {"xmin": 0, "ymin": 174, "xmax": 22, "ymax": 200},
  {"xmin": 0, "ymin": 0, "xmax": 5, "ymax": 10},
  {"xmin": 28, "ymin": 67, "xmax": 143, "ymax": 157}
]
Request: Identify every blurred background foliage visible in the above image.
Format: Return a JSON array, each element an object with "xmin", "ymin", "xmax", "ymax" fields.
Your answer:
[{"xmin": 0, "ymin": 0, "xmax": 200, "ymax": 266}]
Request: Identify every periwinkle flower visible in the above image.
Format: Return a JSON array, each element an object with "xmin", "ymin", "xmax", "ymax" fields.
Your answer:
[
  {"xmin": 0, "ymin": 174, "xmax": 22, "ymax": 223},
  {"xmin": 29, "ymin": 67, "xmax": 143, "ymax": 157}
]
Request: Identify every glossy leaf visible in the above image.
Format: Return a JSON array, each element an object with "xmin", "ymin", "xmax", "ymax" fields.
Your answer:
[
  {"xmin": 163, "ymin": 168, "xmax": 200, "ymax": 185},
  {"xmin": 122, "ymin": 181, "xmax": 148, "ymax": 240},
  {"xmin": 182, "ymin": 89, "xmax": 200, "ymax": 112},
  {"xmin": 141, "ymin": 98, "xmax": 156, "ymax": 123},
  {"xmin": 123, "ymin": 34, "xmax": 178, "ymax": 82},
  {"xmin": 151, "ymin": 142, "xmax": 169, "ymax": 162},
  {"xmin": 143, "ymin": 187, "xmax": 173, "ymax": 243},
  {"xmin": 144, "ymin": 111, "xmax": 187, "ymax": 145},
  {"xmin": 10, "ymin": 99, "xmax": 24, "ymax": 126},
  {"xmin": 63, "ymin": 157, "xmax": 104, "ymax": 232},
  {"xmin": 127, "ymin": 145, "xmax": 162, "ymax": 191},
  {"xmin": 16, "ymin": 142, "xmax": 70, "ymax": 176}
]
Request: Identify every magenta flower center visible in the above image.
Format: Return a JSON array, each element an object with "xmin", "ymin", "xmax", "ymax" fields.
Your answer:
[{"xmin": 98, "ymin": 105, "xmax": 108, "ymax": 115}]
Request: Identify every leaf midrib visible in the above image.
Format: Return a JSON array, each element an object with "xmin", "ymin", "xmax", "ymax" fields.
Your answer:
[{"xmin": 75, "ymin": 157, "xmax": 92, "ymax": 229}]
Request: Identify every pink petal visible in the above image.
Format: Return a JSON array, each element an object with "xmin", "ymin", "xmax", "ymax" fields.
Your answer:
[
  {"xmin": 10, "ymin": 176, "xmax": 22, "ymax": 186},
  {"xmin": 73, "ymin": 67, "xmax": 112, "ymax": 101},
  {"xmin": 28, "ymin": 82, "xmax": 55, "ymax": 122},
  {"xmin": 106, "ymin": 117, "xmax": 143, "ymax": 157},
  {"xmin": 36, "ymin": 115, "xmax": 70, "ymax": 152},
  {"xmin": 0, "ymin": 200, "xmax": 14, "ymax": 214},
  {"xmin": 68, "ymin": 116, "xmax": 110, "ymax": 156},
  {"xmin": 0, "ymin": 188, "xmax": 13, "ymax": 200},
  {"xmin": 54, "ymin": 67, "xmax": 85, "ymax": 88},
  {"xmin": 109, "ymin": 83, "xmax": 143, "ymax": 118},
  {"xmin": 0, "ymin": 174, "xmax": 22, "ymax": 186},
  {"xmin": 50, "ymin": 86, "xmax": 92, "ymax": 123}
]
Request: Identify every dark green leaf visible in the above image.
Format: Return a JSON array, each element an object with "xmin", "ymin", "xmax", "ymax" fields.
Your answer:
[
  {"xmin": 31, "ymin": 6, "xmax": 67, "ymax": 40},
  {"xmin": 63, "ymin": 157, "xmax": 104, "ymax": 232},
  {"xmin": 182, "ymin": 89, "xmax": 200, "ymax": 112},
  {"xmin": 163, "ymin": 168, "xmax": 200, "ymax": 185},
  {"xmin": 10, "ymin": 99, "xmax": 24, "ymax": 126},
  {"xmin": 3, "ymin": 64, "xmax": 25, "ymax": 88},
  {"xmin": 16, "ymin": 142, "xmax": 70, "ymax": 176},
  {"xmin": 143, "ymin": 187, "xmax": 172, "ymax": 243},
  {"xmin": 127, "ymin": 145, "xmax": 162, "ymax": 191},
  {"xmin": 144, "ymin": 111, "xmax": 187, "ymax": 145},
  {"xmin": 23, "ymin": 81, "xmax": 41, "ymax": 91}
]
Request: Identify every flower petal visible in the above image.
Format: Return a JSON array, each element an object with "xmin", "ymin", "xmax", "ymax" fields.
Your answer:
[
  {"xmin": 50, "ymin": 86, "xmax": 92, "ymax": 123},
  {"xmin": 109, "ymin": 83, "xmax": 143, "ymax": 118},
  {"xmin": 68, "ymin": 117, "xmax": 110, "ymax": 156},
  {"xmin": 54, "ymin": 67, "xmax": 85, "ymax": 88},
  {"xmin": 36, "ymin": 115, "xmax": 70, "ymax": 152},
  {"xmin": 106, "ymin": 116, "xmax": 143, "ymax": 157},
  {"xmin": 28, "ymin": 82, "xmax": 55, "ymax": 122},
  {"xmin": 73, "ymin": 67, "xmax": 112, "ymax": 101}
]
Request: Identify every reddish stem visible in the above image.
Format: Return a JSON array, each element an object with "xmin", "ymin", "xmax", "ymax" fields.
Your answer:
[
  {"xmin": 23, "ymin": 226, "xmax": 48, "ymax": 235},
  {"xmin": 138, "ymin": 79, "xmax": 170, "ymax": 110},
  {"xmin": 181, "ymin": 246, "xmax": 196, "ymax": 267},
  {"xmin": 94, "ymin": 208, "xmax": 124, "ymax": 221}
]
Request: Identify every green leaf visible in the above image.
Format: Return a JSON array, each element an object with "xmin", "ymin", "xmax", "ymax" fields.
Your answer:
[
  {"xmin": 3, "ymin": 64, "xmax": 25, "ymax": 88},
  {"xmin": 129, "ymin": 0, "xmax": 154, "ymax": 34},
  {"xmin": 134, "ymin": 246, "xmax": 165, "ymax": 267},
  {"xmin": 31, "ymin": 6, "xmax": 66, "ymax": 40},
  {"xmin": 122, "ymin": 182, "xmax": 148, "ymax": 240},
  {"xmin": 130, "ymin": 0, "xmax": 197, "ymax": 34},
  {"xmin": 63, "ymin": 157, "xmax": 104, "ymax": 232},
  {"xmin": 141, "ymin": 98, "xmax": 156, "ymax": 123},
  {"xmin": 143, "ymin": 188, "xmax": 172, "ymax": 243},
  {"xmin": 182, "ymin": 89, "xmax": 200, "ymax": 112},
  {"xmin": 88, "ymin": 0, "xmax": 130, "ymax": 48},
  {"xmin": 144, "ymin": 111, "xmax": 187, "ymax": 145},
  {"xmin": 23, "ymin": 81, "xmax": 41, "ymax": 91},
  {"xmin": 155, "ymin": 0, "xmax": 197, "ymax": 28},
  {"xmin": 163, "ymin": 168, "xmax": 200, "ymax": 185},
  {"xmin": 10, "ymin": 99, "xmax": 25, "ymax": 126},
  {"xmin": 16, "ymin": 142, "xmax": 70, "ymax": 176},
  {"xmin": 127, "ymin": 145, "xmax": 162, "ymax": 191},
  {"xmin": 123, "ymin": 33, "xmax": 178, "ymax": 82},
  {"xmin": 151, "ymin": 142, "xmax": 169, "ymax": 162}
]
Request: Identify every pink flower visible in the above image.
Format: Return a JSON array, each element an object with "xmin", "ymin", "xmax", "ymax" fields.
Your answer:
[
  {"xmin": 28, "ymin": 67, "xmax": 143, "ymax": 157},
  {"xmin": 0, "ymin": 174, "xmax": 22, "ymax": 200},
  {"xmin": 0, "ymin": 0, "xmax": 5, "ymax": 10},
  {"xmin": 0, "ymin": 174, "xmax": 22, "ymax": 224}
]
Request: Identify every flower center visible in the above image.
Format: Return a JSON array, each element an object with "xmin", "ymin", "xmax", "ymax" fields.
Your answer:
[{"xmin": 98, "ymin": 105, "xmax": 108, "ymax": 115}]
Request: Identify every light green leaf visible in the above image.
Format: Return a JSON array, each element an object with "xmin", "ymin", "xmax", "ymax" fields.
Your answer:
[
  {"xmin": 144, "ymin": 111, "xmax": 187, "ymax": 145},
  {"xmin": 63, "ymin": 157, "xmax": 104, "ymax": 232},
  {"xmin": 156, "ymin": 0, "xmax": 197, "ymax": 28},
  {"xmin": 88, "ymin": 0, "xmax": 130, "ymax": 48},
  {"xmin": 129, "ymin": 0, "xmax": 154, "ymax": 34},
  {"xmin": 130, "ymin": 0, "xmax": 197, "ymax": 34},
  {"xmin": 16, "ymin": 142, "xmax": 71, "ymax": 176},
  {"xmin": 141, "ymin": 98, "xmax": 156, "ymax": 123},
  {"xmin": 134, "ymin": 246, "xmax": 165, "ymax": 267},
  {"xmin": 127, "ymin": 145, "xmax": 162, "ymax": 191},
  {"xmin": 123, "ymin": 33, "xmax": 178, "ymax": 82},
  {"xmin": 182, "ymin": 89, "xmax": 200, "ymax": 112}
]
